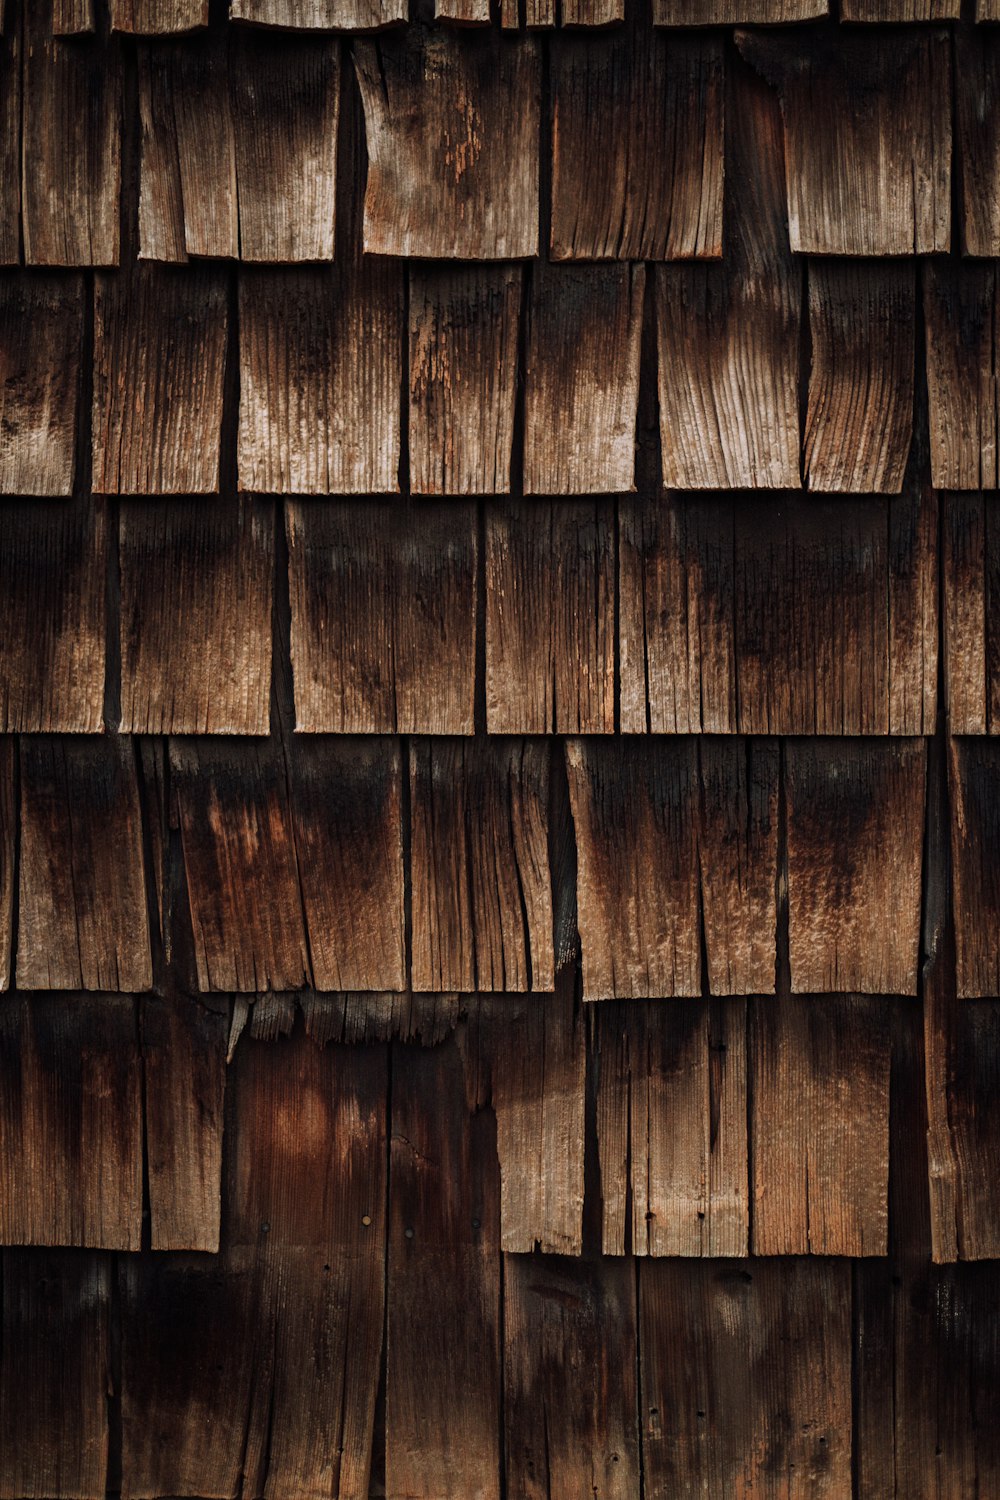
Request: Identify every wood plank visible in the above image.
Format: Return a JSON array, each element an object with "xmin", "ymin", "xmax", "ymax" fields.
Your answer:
[
  {"xmin": 119, "ymin": 497, "xmax": 273, "ymax": 736},
  {"xmin": 0, "ymin": 498, "xmax": 106, "ymax": 733},
  {"xmin": 112, "ymin": 0, "xmax": 208, "ymax": 29},
  {"xmin": 355, "ymin": 30, "xmax": 539, "ymax": 259},
  {"xmin": 52, "ymin": 0, "xmax": 93, "ymax": 38},
  {"xmin": 0, "ymin": 272, "xmax": 83, "ymax": 494},
  {"xmin": 564, "ymin": 738, "xmax": 701, "ymax": 1000},
  {"xmin": 805, "ymin": 261, "xmax": 915, "ymax": 494},
  {"xmin": 699, "ymin": 738, "xmax": 778, "ymax": 996},
  {"xmin": 943, "ymin": 492, "xmax": 995, "ymax": 733},
  {"xmin": 18, "ymin": 737, "xmax": 152, "ymax": 992},
  {"xmin": 925, "ymin": 261, "xmax": 1000, "ymax": 490},
  {"xmin": 0, "ymin": 995, "xmax": 142, "ymax": 1249},
  {"xmin": 750, "ymin": 994, "xmax": 891, "ymax": 1256},
  {"xmin": 786, "ymin": 740, "xmax": 926, "ymax": 995},
  {"xmin": 595, "ymin": 1000, "xmax": 748, "ymax": 1257},
  {"xmin": 737, "ymin": 26, "xmax": 951, "ymax": 256},
  {"xmin": 287, "ymin": 498, "xmax": 476, "ymax": 734},
  {"xmin": 286, "ymin": 737, "xmax": 406, "ymax": 992},
  {"xmin": 170, "ymin": 738, "xmax": 311, "ymax": 993},
  {"xmin": 524, "ymin": 263, "xmax": 644, "ymax": 495},
  {"xmin": 232, "ymin": 0, "xmax": 406, "ymax": 26},
  {"xmin": 504, "ymin": 1255, "xmax": 639, "ymax": 1500},
  {"xmin": 93, "ymin": 264, "xmax": 228, "ymax": 494},
  {"xmin": 843, "ymin": 0, "xmax": 956, "ymax": 16},
  {"xmin": 955, "ymin": 28, "xmax": 1000, "ymax": 256},
  {"xmin": 485, "ymin": 498, "xmax": 615, "ymax": 735},
  {"xmin": 949, "ymin": 738, "xmax": 1000, "ymax": 998},
  {"xmin": 550, "ymin": 27, "xmax": 722, "ymax": 261},
  {"xmin": 0, "ymin": 7, "xmax": 18, "ymax": 265},
  {"xmin": 22, "ymin": 6, "xmax": 121, "ymax": 265},
  {"xmin": 640, "ymin": 1259, "xmax": 852, "ymax": 1498},
  {"xmin": 0, "ymin": 1251, "xmax": 111, "ymax": 1500},
  {"xmin": 141, "ymin": 994, "xmax": 228, "ymax": 1252},
  {"xmin": 387, "ymin": 1038, "xmax": 501, "ymax": 1500},
  {"xmin": 561, "ymin": 0, "xmax": 623, "ymax": 18},
  {"xmin": 409, "ymin": 264, "xmax": 520, "ymax": 495},
  {"xmin": 0, "ymin": 740, "xmax": 12, "ymax": 993},
  {"xmin": 410, "ymin": 738, "xmax": 554, "ymax": 993},
  {"xmin": 655, "ymin": 0, "xmax": 825, "ymax": 19},
  {"xmin": 656, "ymin": 54, "xmax": 799, "ymax": 490},
  {"xmin": 238, "ymin": 263, "xmax": 402, "ymax": 494}
]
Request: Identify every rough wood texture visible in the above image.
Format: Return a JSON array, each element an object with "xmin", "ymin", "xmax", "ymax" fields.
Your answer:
[
  {"xmin": 356, "ymin": 30, "xmax": 540, "ymax": 259},
  {"xmin": 408, "ymin": 264, "xmax": 521, "ymax": 495},
  {"xmin": 524, "ymin": 263, "xmax": 644, "ymax": 495},
  {"xmin": 925, "ymin": 262, "xmax": 1000, "ymax": 491},
  {"xmin": 0, "ymin": 995, "xmax": 143, "ymax": 1249},
  {"xmin": 410, "ymin": 738, "xmax": 554, "ymax": 993},
  {"xmin": 655, "ymin": 0, "xmax": 825, "ymax": 19},
  {"xmin": 287, "ymin": 498, "xmax": 477, "ymax": 734},
  {"xmin": 238, "ymin": 264, "xmax": 402, "ymax": 493},
  {"xmin": 943, "ymin": 493, "xmax": 1000, "ymax": 734},
  {"xmin": 949, "ymin": 738, "xmax": 1000, "ymax": 999},
  {"xmin": 387, "ymin": 1039, "xmax": 501, "ymax": 1500},
  {"xmin": 565, "ymin": 739, "xmax": 700, "ymax": 1000},
  {"xmin": 18, "ymin": 738, "xmax": 152, "ymax": 993},
  {"xmin": 112, "ymin": 0, "xmax": 208, "ymax": 29},
  {"xmin": 119, "ymin": 497, "xmax": 273, "ymax": 736},
  {"xmin": 550, "ymin": 27, "xmax": 723, "ymax": 261},
  {"xmin": 805, "ymin": 261, "xmax": 915, "ymax": 494},
  {"xmin": 504, "ymin": 1256, "xmax": 639, "ymax": 1500},
  {"xmin": 437, "ymin": 0, "xmax": 490, "ymax": 21},
  {"xmin": 0, "ymin": 11, "xmax": 18, "ymax": 265},
  {"xmin": 0, "ymin": 1252, "xmax": 111, "ymax": 1500},
  {"xmin": 956, "ymin": 28, "xmax": 1000, "ymax": 256},
  {"xmin": 786, "ymin": 740, "xmax": 926, "ymax": 995},
  {"xmin": 641, "ymin": 1259, "xmax": 852, "ymax": 1498},
  {"xmin": 0, "ymin": 741, "xmax": 12, "ymax": 993},
  {"xmin": 0, "ymin": 498, "xmax": 107, "ymax": 734},
  {"xmin": 699, "ymin": 738, "xmax": 779, "ymax": 996},
  {"xmin": 656, "ymin": 56, "xmax": 800, "ymax": 490},
  {"xmin": 93, "ymin": 264, "xmax": 228, "ymax": 494},
  {"xmin": 485, "ymin": 499, "xmax": 615, "ymax": 735},
  {"xmin": 596, "ymin": 1000, "xmax": 749, "ymax": 1257},
  {"xmin": 843, "ymin": 0, "xmax": 956, "ymax": 15},
  {"xmin": 0, "ymin": 272, "xmax": 82, "ymax": 494},
  {"xmin": 620, "ymin": 487, "xmax": 938, "ymax": 735},
  {"xmin": 232, "ymin": 0, "xmax": 406, "ymax": 26},
  {"xmin": 751, "ymin": 994, "xmax": 891, "ymax": 1257},
  {"xmin": 141, "ymin": 994, "xmax": 227, "ymax": 1252},
  {"xmin": 737, "ymin": 26, "xmax": 951, "ymax": 256},
  {"xmin": 22, "ymin": 7, "xmax": 121, "ymax": 265}
]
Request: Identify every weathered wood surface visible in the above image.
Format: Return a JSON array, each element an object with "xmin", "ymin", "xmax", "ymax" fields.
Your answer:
[
  {"xmin": 942, "ymin": 493, "xmax": 1000, "ymax": 733},
  {"xmin": 785, "ymin": 740, "xmax": 925, "ymax": 994},
  {"xmin": 408, "ymin": 265, "xmax": 520, "ymax": 495},
  {"xmin": 119, "ymin": 497, "xmax": 273, "ymax": 736},
  {"xmin": 925, "ymin": 262, "xmax": 1000, "ymax": 491},
  {"xmin": 843, "ymin": 0, "xmax": 956, "ymax": 16},
  {"xmin": 0, "ymin": 12, "xmax": 18, "ymax": 264},
  {"xmin": 0, "ymin": 995, "xmax": 143, "ymax": 1249},
  {"xmin": 737, "ymin": 26, "xmax": 951, "ymax": 256},
  {"xmin": 356, "ymin": 29, "xmax": 540, "ymax": 260},
  {"xmin": 524, "ymin": 263, "xmax": 644, "ymax": 494},
  {"xmin": 18, "ymin": 737, "xmax": 152, "ymax": 992},
  {"xmin": 656, "ymin": 0, "xmax": 824, "ymax": 19},
  {"xmin": 485, "ymin": 499, "xmax": 615, "ymax": 735},
  {"xmin": 641, "ymin": 1259, "xmax": 853, "ymax": 1498},
  {"xmin": 0, "ymin": 272, "xmax": 82, "ymax": 494},
  {"xmin": 93, "ymin": 264, "xmax": 228, "ymax": 494},
  {"xmin": 112, "ymin": 0, "xmax": 208, "ymax": 29},
  {"xmin": 699, "ymin": 738, "xmax": 779, "ymax": 996},
  {"xmin": 287, "ymin": 498, "xmax": 477, "ymax": 734},
  {"xmin": 0, "ymin": 498, "xmax": 107, "ymax": 733},
  {"xmin": 550, "ymin": 26, "xmax": 723, "ymax": 261},
  {"xmin": 232, "ymin": 0, "xmax": 406, "ymax": 26},
  {"xmin": 596, "ymin": 1000, "xmax": 749, "ymax": 1257},
  {"xmin": 0, "ymin": 741, "xmax": 12, "ymax": 993},
  {"xmin": 949, "ymin": 737, "xmax": 1000, "ymax": 998},
  {"xmin": 656, "ymin": 56, "xmax": 800, "ymax": 490},
  {"xmin": 956, "ymin": 28, "xmax": 1000, "ymax": 256},
  {"xmin": 410, "ymin": 738, "xmax": 554, "ymax": 993},
  {"xmin": 805, "ymin": 261, "xmax": 915, "ymax": 494}
]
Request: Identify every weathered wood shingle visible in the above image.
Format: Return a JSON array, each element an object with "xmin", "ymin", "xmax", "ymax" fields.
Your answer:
[
  {"xmin": 925, "ymin": 263, "xmax": 1000, "ymax": 491},
  {"xmin": 0, "ymin": 273, "xmax": 83, "ymax": 495}
]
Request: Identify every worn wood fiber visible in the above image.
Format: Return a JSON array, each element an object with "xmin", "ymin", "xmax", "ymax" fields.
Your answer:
[
  {"xmin": 596, "ymin": 999, "xmax": 749, "ymax": 1257},
  {"xmin": 942, "ymin": 493, "xmax": 1000, "ymax": 733},
  {"xmin": 550, "ymin": 27, "xmax": 723, "ymax": 261},
  {"xmin": 0, "ymin": 1252, "xmax": 111, "ymax": 1500},
  {"xmin": 524, "ymin": 263, "xmax": 644, "ymax": 494},
  {"xmin": 657, "ymin": 56, "xmax": 800, "ymax": 491},
  {"xmin": 355, "ymin": 29, "xmax": 540, "ymax": 260},
  {"xmin": 408, "ymin": 264, "xmax": 521, "ymax": 495},
  {"xmin": 785, "ymin": 739, "xmax": 926, "ymax": 994},
  {"xmin": 0, "ymin": 995, "xmax": 142, "ymax": 1249},
  {"xmin": 0, "ymin": 741, "xmax": 12, "ymax": 993},
  {"xmin": 805, "ymin": 261, "xmax": 915, "ymax": 494},
  {"xmin": 238, "ymin": 264, "xmax": 402, "ymax": 493},
  {"xmin": 112, "ymin": 0, "xmax": 208, "ymax": 29},
  {"xmin": 18, "ymin": 737, "xmax": 152, "ymax": 992},
  {"xmin": 641, "ymin": 1259, "xmax": 853, "ymax": 1499},
  {"xmin": 699, "ymin": 738, "xmax": 779, "ymax": 996},
  {"xmin": 956, "ymin": 28, "xmax": 1000, "ymax": 256},
  {"xmin": 0, "ymin": 498, "xmax": 106, "ymax": 734},
  {"xmin": 504, "ymin": 1255, "xmax": 640, "ymax": 1500},
  {"xmin": 287, "ymin": 498, "xmax": 477, "ymax": 734},
  {"xmin": 232, "ymin": 0, "xmax": 405, "ymax": 26},
  {"xmin": 0, "ymin": 9, "xmax": 18, "ymax": 264},
  {"xmin": 0, "ymin": 272, "xmax": 82, "ymax": 494},
  {"xmin": 925, "ymin": 262, "xmax": 1000, "ymax": 491},
  {"xmin": 410, "ymin": 738, "xmax": 554, "ymax": 993},
  {"xmin": 843, "ymin": 0, "xmax": 956, "ymax": 16},
  {"xmin": 737, "ymin": 25, "xmax": 951, "ymax": 256},
  {"xmin": 22, "ymin": 6, "xmax": 121, "ymax": 265},
  {"xmin": 120, "ymin": 497, "xmax": 273, "ymax": 736},
  {"xmin": 485, "ymin": 499, "xmax": 615, "ymax": 735},
  {"xmin": 93, "ymin": 264, "xmax": 228, "ymax": 494},
  {"xmin": 655, "ymin": 0, "xmax": 825, "ymax": 20},
  {"xmin": 949, "ymin": 738, "xmax": 1000, "ymax": 998}
]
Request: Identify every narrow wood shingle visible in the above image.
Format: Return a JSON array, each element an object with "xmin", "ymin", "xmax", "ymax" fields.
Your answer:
[
  {"xmin": 949, "ymin": 737, "xmax": 1000, "ymax": 998},
  {"xmin": 925, "ymin": 262, "xmax": 1000, "ymax": 491},
  {"xmin": 232, "ymin": 0, "xmax": 406, "ymax": 25},
  {"xmin": 0, "ymin": 273, "xmax": 83, "ymax": 495},
  {"xmin": 111, "ymin": 0, "xmax": 208, "ymax": 29},
  {"xmin": 943, "ymin": 493, "xmax": 1000, "ymax": 734}
]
